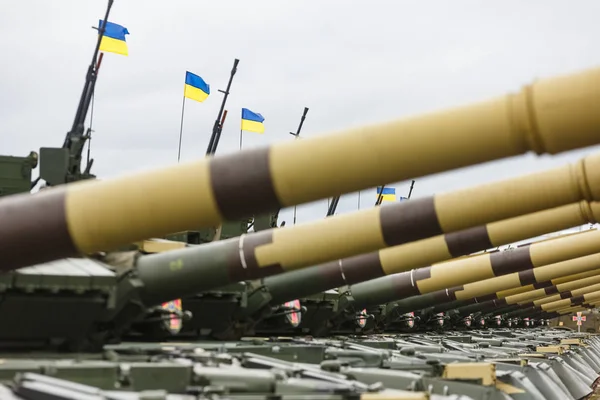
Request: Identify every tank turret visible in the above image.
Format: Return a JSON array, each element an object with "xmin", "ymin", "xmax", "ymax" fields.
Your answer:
[
  {"xmin": 4, "ymin": 66, "xmax": 600, "ymax": 271},
  {"xmin": 0, "ymin": 152, "xmax": 38, "ymax": 197}
]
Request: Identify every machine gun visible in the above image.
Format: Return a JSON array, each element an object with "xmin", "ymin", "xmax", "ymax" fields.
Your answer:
[
  {"xmin": 36, "ymin": 0, "xmax": 114, "ymax": 187},
  {"xmin": 205, "ymin": 58, "xmax": 239, "ymax": 156}
]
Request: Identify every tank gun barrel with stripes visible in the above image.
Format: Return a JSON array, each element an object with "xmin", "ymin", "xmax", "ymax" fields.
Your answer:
[
  {"xmin": 4, "ymin": 65, "xmax": 600, "ymax": 271},
  {"xmin": 499, "ymin": 284, "xmax": 600, "ymax": 318},
  {"xmin": 310, "ymin": 236, "xmax": 600, "ymax": 333},
  {"xmin": 13, "ymin": 148, "xmax": 600, "ymax": 307},
  {"xmin": 107, "ymin": 161, "xmax": 600, "ymax": 308},
  {"xmin": 442, "ymin": 276, "xmax": 600, "ymax": 326},
  {"xmin": 451, "ymin": 273, "xmax": 600, "ymax": 318},
  {"xmin": 379, "ymin": 250, "xmax": 600, "ymax": 318},
  {"xmin": 257, "ymin": 200, "xmax": 600, "ymax": 307},
  {"xmin": 348, "ymin": 229, "xmax": 600, "ymax": 310},
  {"xmin": 430, "ymin": 268, "xmax": 600, "ymax": 315},
  {"xmin": 506, "ymin": 293, "xmax": 600, "ymax": 318}
]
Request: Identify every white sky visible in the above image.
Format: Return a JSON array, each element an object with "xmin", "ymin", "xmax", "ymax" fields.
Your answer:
[{"xmin": 1, "ymin": 0, "xmax": 600, "ymax": 228}]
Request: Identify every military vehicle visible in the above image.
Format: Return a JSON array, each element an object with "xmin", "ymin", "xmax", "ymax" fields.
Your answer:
[{"xmin": 4, "ymin": 1, "xmax": 600, "ymax": 398}]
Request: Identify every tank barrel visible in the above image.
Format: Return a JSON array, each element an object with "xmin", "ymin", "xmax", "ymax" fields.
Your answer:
[
  {"xmin": 536, "ymin": 290, "xmax": 600, "ymax": 313},
  {"xmin": 447, "ymin": 272, "xmax": 600, "ymax": 317},
  {"xmin": 506, "ymin": 274, "xmax": 600, "ymax": 305},
  {"xmin": 4, "ymin": 67, "xmax": 600, "ymax": 271},
  {"xmin": 496, "ymin": 267, "xmax": 600, "ymax": 298},
  {"xmin": 135, "ymin": 239, "xmax": 241, "ymax": 305},
  {"xmin": 8, "ymin": 152, "xmax": 600, "ymax": 291},
  {"xmin": 109, "ymin": 201, "xmax": 600, "ymax": 307},
  {"xmin": 507, "ymin": 282, "xmax": 600, "ymax": 317},
  {"xmin": 452, "ymin": 299, "xmax": 502, "ymax": 317},
  {"xmin": 349, "ymin": 229, "xmax": 600, "ymax": 307},
  {"xmin": 455, "ymin": 275, "xmax": 600, "ymax": 318},
  {"xmin": 263, "ymin": 201, "xmax": 600, "ymax": 305},
  {"xmin": 556, "ymin": 305, "xmax": 589, "ymax": 315},
  {"xmin": 377, "ymin": 251, "xmax": 600, "ymax": 315}
]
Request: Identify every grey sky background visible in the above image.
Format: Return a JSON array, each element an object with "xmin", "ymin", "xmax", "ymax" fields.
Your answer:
[{"xmin": 2, "ymin": 1, "xmax": 600, "ymax": 230}]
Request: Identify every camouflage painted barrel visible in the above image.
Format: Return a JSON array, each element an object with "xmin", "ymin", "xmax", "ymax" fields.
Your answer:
[{"xmin": 4, "ymin": 65, "xmax": 600, "ymax": 271}]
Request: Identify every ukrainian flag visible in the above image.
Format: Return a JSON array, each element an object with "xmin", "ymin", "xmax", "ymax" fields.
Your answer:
[
  {"xmin": 377, "ymin": 186, "xmax": 396, "ymax": 202},
  {"xmin": 183, "ymin": 71, "xmax": 210, "ymax": 102},
  {"xmin": 241, "ymin": 108, "xmax": 265, "ymax": 133},
  {"xmin": 98, "ymin": 20, "xmax": 129, "ymax": 56}
]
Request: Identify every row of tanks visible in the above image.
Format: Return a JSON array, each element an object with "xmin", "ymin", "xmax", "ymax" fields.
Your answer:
[{"xmin": 3, "ymin": 1, "xmax": 600, "ymax": 398}]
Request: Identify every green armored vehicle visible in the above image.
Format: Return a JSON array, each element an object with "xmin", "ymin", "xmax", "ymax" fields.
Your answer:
[{"xmin": 4, "ymin": 1, "xmax": 600, "ymax": 398}]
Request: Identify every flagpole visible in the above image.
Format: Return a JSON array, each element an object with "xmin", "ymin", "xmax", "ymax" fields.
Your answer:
[
  {"xmin": 177, "ymin": 92, "xmax": 186, "ymax": 163},
  {"xmin": 239, "ymin": 129, "xmax": 243, "ymax": 150},
  {"xmin": 357, "ymin": 190, "xmax": 361, "ymax": 210}
]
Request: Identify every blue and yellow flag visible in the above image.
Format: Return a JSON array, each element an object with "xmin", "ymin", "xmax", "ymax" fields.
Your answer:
[
  {"xmin": 98, "ymin": 20, "xmax": 129, "ymax": 56},
  {"xmin": 377, "ymin": 186, "xmax": 396, "ymax": 202},
  {"xmin": 241, "ymin": 108, "xmax": 265, "ymax": 133},
  {"xmin": 183, "ymin": 71, "xmax": 210, "ymax": 102}
]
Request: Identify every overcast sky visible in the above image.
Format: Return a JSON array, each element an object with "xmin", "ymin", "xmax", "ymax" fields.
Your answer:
[{"xmin": 2, "ymin": 1, "xmax": 600, "ymax": 229}]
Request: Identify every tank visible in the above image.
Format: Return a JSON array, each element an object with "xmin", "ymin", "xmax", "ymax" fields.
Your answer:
[{"xmin": 4, "ymin": 1, "xmax": 600, "ymax": 398}]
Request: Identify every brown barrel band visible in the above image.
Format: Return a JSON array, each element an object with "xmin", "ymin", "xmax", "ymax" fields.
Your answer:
[
  {"xmin": 533, "ymin": 280, "xmax": 553, "ymax": 289},
  {"xmin": 228, "ymin": 230, "xmax": 284, "ymax": 282},
  {"xmin": 560, "ymin": 291, "xmax": 572, "ymax": 299},
  {"xmin": 209, "ymin": 147, "xmax": 281, "ymax": 219},
  {"xmin": 446, "ymin": 286, "xmax": 463, "ymax": 301},
  {"xmin": 490, "ymin": 246, "xmax": 534, "ymax": 276},
  {"xmin": 444, "ymin": 225, "xmax": 493, "ymax": 258},
  {"xmin": 0, "ymin": 189, "xmax": 78, "ymax": 271},
  {"xmin": 571, "ymin": 295, "xmax": 585, "ymax": 305},
  {"xmin": 518, "ymin": 269, "xmax": 537, "ymax": 286},
  {"xmin": 340, "ymin": 252, "xmax": 386, "ymax": 285},
  {"xmin": 379, "ymin": 197, "xmax": 443, "ymax": 247},
  {"xmin": 313, "ymin": 260, "xmax": 349, "ymax": 289},
  {"xmin": 544, "ymin": 286, "xmax": 559, "ymax": 295},
  {"xmin": 222, "ymin": 239, "xmax": 248, "ymax": 283}
]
